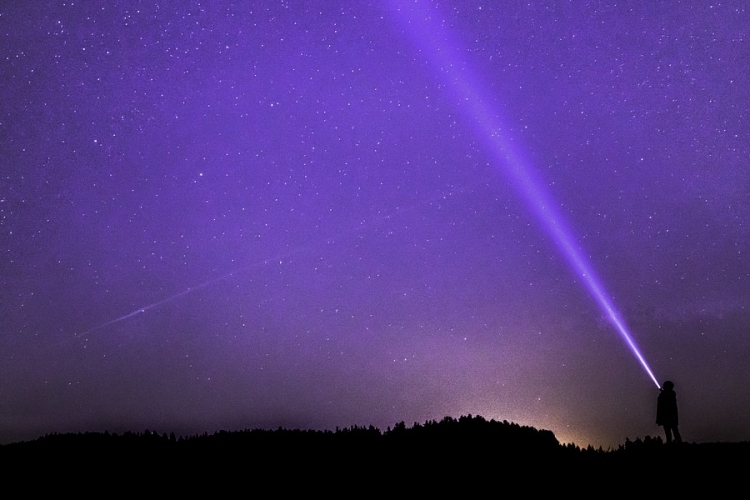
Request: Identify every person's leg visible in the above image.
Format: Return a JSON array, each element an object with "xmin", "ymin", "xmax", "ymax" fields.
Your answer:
[
  {"xmin": 663, "ymin": 426, "xmax": 673, "ymax": 444},
  {"xmin": 673, "ymin": 426, "xmax": 682, "ymax": 444}
]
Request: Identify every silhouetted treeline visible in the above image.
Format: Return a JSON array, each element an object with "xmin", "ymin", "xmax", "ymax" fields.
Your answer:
[{"xmin": 1, "ymin": 414, "xmax": 747, "ymax": 492}]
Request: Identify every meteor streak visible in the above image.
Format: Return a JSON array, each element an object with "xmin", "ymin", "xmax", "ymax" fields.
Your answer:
[
  {"xmin": 390, "ymin": 1, "xmax": 660, "ymax": 388},
  {"xmin": 75, "ymin": 179, "xmax": 487, "ymax": 342},
  {"xmin": 76, "ymin": 275, "xmax": 231, "ymax": 338},
  {"xmin": 75, "ymin": 243, "xmax": 314, "ymax": 339}
]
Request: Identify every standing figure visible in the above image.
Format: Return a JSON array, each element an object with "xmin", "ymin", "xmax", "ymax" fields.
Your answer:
[{"xmin": 656, "ymin": 380, "xmax": 683, "ymax": 444}]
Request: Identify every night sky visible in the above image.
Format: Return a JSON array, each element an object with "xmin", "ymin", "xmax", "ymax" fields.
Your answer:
[{"xmin": 2, "ymin": 1, "xmax": 749, "ymax": 448}]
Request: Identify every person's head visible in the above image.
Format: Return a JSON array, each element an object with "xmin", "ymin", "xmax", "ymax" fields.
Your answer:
[{"xmin": 663, "ymin": 380, "xmax": 674, "ymax": 390}]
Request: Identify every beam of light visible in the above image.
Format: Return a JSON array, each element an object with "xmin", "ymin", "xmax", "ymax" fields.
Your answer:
[{"xmin": 388, "ymin": 0, "xmax": 660, "ymax": 388}]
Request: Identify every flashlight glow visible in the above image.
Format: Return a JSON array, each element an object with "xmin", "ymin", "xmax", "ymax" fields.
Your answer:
[{"xmin": 390, "ymin": 1, "xmax": 660, "ymax": 388}]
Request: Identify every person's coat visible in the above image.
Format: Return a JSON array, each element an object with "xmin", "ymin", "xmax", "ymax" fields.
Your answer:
[{"xmin": 656, "ymin": 388, "xmax": 679, "ymax": 427}]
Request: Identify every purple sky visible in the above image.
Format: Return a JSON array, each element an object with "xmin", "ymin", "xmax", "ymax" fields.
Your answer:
[{"xmin": 2, "ymin": 1, "xmax": 748, "ymax": 448}]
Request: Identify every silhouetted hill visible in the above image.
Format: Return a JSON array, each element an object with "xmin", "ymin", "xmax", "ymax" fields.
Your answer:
[{"xmin": 1, "ymin": 414, "xmax": 747, "ymax": 493}]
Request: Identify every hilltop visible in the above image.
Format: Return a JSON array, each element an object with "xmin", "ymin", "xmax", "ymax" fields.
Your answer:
[{"xmin": 1, "ymin": 414, "xmax": 746, "ymax": 492}]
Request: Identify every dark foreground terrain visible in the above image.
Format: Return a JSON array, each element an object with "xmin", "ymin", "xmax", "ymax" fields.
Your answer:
[{"xmin": 1, "ymin": 415, "xmax": 746, "ymax": 493}]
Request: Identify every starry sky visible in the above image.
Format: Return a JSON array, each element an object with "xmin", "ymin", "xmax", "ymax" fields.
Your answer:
[{"xmin": 2, "ymin": 1, "xmax": 749, "ymax": 448}]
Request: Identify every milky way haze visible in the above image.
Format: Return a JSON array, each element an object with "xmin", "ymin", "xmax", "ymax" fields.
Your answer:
[{"xmin": 2, "ymin": 1, "xmax": 749, "ymax": 447}]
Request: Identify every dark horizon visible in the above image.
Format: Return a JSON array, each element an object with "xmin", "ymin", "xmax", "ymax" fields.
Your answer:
[
  {"xmin": 0, "ymin": 405, "xmax": 739, "ymax": 450},
  {"xmin": 4, "ymin": 413, "xmax": 745, "ymax": 449},
  {"xmin": 6, "ymin": 415, "xmax": 747, "ymax": 493}
]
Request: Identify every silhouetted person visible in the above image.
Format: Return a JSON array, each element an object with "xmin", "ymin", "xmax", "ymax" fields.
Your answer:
[{"xmin": 657, "ymin": 380, "xmax": 682, "ymax": 444}]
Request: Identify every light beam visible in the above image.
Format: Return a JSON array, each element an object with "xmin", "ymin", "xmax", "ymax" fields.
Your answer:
[{"xmin": 389, "ymin": 0, "xmax": 660, "ymax": 388}]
